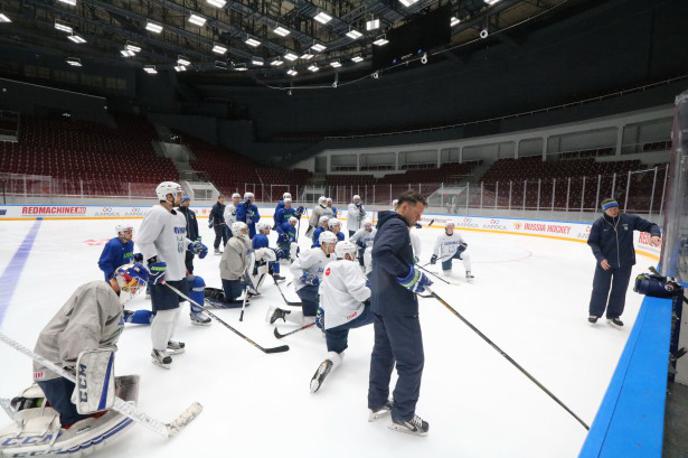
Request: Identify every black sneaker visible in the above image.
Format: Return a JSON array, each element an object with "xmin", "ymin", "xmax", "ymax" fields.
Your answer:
[
  {"xmin": 608, "ymin": 317, "xmax": 624, "ymax": 327},
  {"xmin": 390, "ymin": 414, "xmax": 429, "ymax": 436},
  {"xmin": 588, "ymin": 315, "xmax": 599, "ymax": 324}
]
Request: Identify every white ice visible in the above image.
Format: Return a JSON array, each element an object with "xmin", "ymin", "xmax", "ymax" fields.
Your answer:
[{"xmin": 0, "ymin": 215, "xmax": 653, "ymax": 457}]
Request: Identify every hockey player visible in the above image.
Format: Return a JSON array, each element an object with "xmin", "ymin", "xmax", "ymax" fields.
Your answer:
[
  {"xmin": 430, "ymin": 221, "xmax": 473, "ymax": 280},
  {"xmin": 276, "ymin": 216, "xmax": 299, "ymax": 262},
  {"xmin": 215, "ymin": 222, "xmax": 254, "ymax": 308},
  {"xmin": 236, "ymin": 192, "xmax": 261, "ymax": 238},
  {"xmin": 311, "ymin": 215, "xmax": 331, "ymax": 248},
  {"xmin": 274, "ymin": 198, "xmax": 304, "ymax": 228},
  {"xmin": 350, "ymin": 219, "xmax": 376, "ymax": 272},
  {"xmin": 267, "ymin": 231, "xmax": 338, "ymax": 325},
  {"xmin": 209, "ymin": 194, "xmax": 228, "ymax": 255},
  {"xmin": 178, "ymin": 195, "xmax": 200, "ymax": 274},
  {"xmin": 347, "ymin": 195, "xmax": 366, "ymax": 237},
  {"xmin": 307, "ymin": 196, "xmax": 332, "ymax": 238},
  {"xmin": 137, "ymin": 181, "xmax": 210, "ymax": 368},
  {"xmin": 253, "ymin": 221, "xmax": 284, "ymax": 282},
  {"xmin": 223, "ymin": 192, "xmax": 242, "ymax": 236},
  {"xmin": 98, "ymin": 224, "xmax": 141, "ymax": 280},
  {"xmin": 273, "ymin": 192, "xmax": 292, "ymax": 224},
  {"xmin": 328, "ymin": 218, "xmax": 346, "ymax": 242},
  {"xmin": 310, "ymin": 241, "xmax": 373, "ymax": 393},
  {"xmin": 368, "ymin": 190, "xmax": 432, "ymax": 436},
  {"xmin": 33, "ymin": 262, "xmax": 148, "ymax": 428}
]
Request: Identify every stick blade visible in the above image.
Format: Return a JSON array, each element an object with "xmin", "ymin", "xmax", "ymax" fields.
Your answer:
[
  {"xmin": 264, "ymin": 345, "xmax": 290, "ymax": 354},
  {"xmin": 166, "ymin": 402, "xmax": 203, "ymax": 437},
  {"xmin": 273, "ymin": 327, "xmax": 285, "ymax": 339}
]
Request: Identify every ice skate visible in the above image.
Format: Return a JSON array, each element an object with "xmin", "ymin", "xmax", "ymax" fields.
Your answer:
[
  {"xmin": 368, "ymin": 400, "xmax": 393, "ymax": 422},
  {"xmin": 151, "ymin": 349, "xmax": 172, "ymax": 369},
  {"xmin": 389, "ymin": 414, "xmax": 429, "ymax": 436},
  {"xmin": 166, "ymin": 340, "xmax": 186, "ymax": 355}
]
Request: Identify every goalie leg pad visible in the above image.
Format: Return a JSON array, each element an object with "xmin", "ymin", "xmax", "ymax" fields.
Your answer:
[{"xmin": 73, "ymin": 349, "xmax": 116, "ymax": 414}]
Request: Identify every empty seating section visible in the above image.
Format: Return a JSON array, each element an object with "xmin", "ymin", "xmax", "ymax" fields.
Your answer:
[
  {"xmin": 0, "ymin": 115, "xmax": 177, "ymax": 196},
  {"xmin": 478, "ymin": 157, "xmax": 665, "ymax": 211},
  {"xmin": 184, "ymin": 136, "xmax": 311, "ymax": 200}
]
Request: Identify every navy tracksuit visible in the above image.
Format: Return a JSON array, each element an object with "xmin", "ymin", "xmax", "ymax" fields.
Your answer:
[
  {"xmin": 587, "ymin": 213, "xmax": 660, "ymax": 318},
  {"xmin": 178, "ymin": 206, "xmax": 199, "ymax": 274},
  {"xmin": 368, "ymin": 211, "xmax": 424, "ymax": 423},
  {"xmin": 209, "ymin": 202, "xmax": 228, "ymax": 249}
]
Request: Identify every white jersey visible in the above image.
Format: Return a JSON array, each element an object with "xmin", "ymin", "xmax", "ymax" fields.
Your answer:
[
  {"xmin": 319, "ymin": 260, "xmax": 371, "ymax": 329},
  {"xmin": 136, "ymin": 205, "xmax": 191, "ymax": 281},
  {"xmin": 290, "ymin": 247, "xmax": 333, "ymax": 292},
  {"xmin": 347, "ymin": 203, "xmax": 366, "ymax": 232},
  {"xmin": 350, "ymin": 227, "xmax": 376, "ymax": 248},
  {"xmin": 224, "ymin": 203, "xmax": 237, "ymax": 227},
  {"xmin": 433, "ymin": 232, "xmax": 467, "ymax": 259}
]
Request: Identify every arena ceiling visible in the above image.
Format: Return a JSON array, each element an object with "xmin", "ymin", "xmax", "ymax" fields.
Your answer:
[{"xmin": 0, "ymin": 0, "xmax": 573, "ymax": 84}]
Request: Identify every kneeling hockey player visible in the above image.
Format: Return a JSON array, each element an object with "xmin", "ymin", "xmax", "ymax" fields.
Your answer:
[
  {"xmin": 310, "ymin": 241, "xmax": 373, "ymax": 393},
  {"xmin": 212, "ymin": 222, "xmax": 255, "ymax": 308},
  {"xmin": 32, "ymin": 263, "xmax": 148, "ymax": 428},
  {"xmin": 430, "ymin": 221, "xmax": 473, "ymax": 281},
  {"xmin": 267, "ymin": 231, "xmax": 337, "ymax": 325},
  {"xmin": 276, "ymin": 216, "xmax": 299, "ymax": 262},
  {"xmin": 253, "ymin": 222, "xmax": 284, "ymax": 282}
]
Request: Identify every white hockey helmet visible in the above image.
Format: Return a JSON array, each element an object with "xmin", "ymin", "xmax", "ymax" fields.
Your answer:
[
  {"xmin": 353, "ymin": 194, "xmax": 361, "ymax": 202},
  {"xmin": 363, "ymin": 219, "xmax": 373, "ymax": 229},
  {"xmin": 445, "ymin": 220, "xmax": 456, "ymax": 228},
  {"xmin": 155, "ymin": 181, "xmax": 183, "ymax": 202},
  {"xmin": 335, "ymin": 241, "xmax": 358, "ymax": 260},
  {"xmin": 318, "ymin": 196, "xmax": 327, "ymax": 205},
  {"xmin": 115, "ymin": 224, "xmax": 133, "ymax": 234},
  {"xmin": 319, "ymin": 231, "xmax": 338, "ymax": 246},
  {"xmin": 231, "ymin": 221, "xmax": 248, "ymax": 236},
  {"xmin": 244, "ymin": 192, "xmax": 255, "ymax": 201},
  {"xmin": 283, "ymin": 192, "xmax": 292, "ymax": 200},
  {"xmin": 231, "ymin": 192, "xmax": 241, "ymax": 199},
  {"xmin": 326, "ymin": 197, "xmax": 333, "ymax": 205},
  {"xmin": 257, "ymin": 221, "xmax": 272, "ymax": 232},
  {"xmin": 328, "ymin": 218, "xmax": 341, "ymax": 229},
  {"xmin": 283, "ymin": 197, "xmax": 292, "ymax": 205},
  {"xmin": 392, "ymin": 199, "xmax": 399, "ymax": 208},
  {"xmin": 318, "ymin": 215, "xmax": 330, "ymax": 225},
  {"xmin": 288, "ymin": 216, "xmax": 299, "ymax": 225}
]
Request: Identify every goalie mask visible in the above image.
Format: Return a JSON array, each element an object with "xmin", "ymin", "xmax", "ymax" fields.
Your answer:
[{"xmin": 115, "ymin": 262, "xmax": 149, "ymax": 297}]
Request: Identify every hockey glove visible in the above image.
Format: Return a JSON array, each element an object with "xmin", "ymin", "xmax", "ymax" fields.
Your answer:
[
  {"xmin": 296, "ymin": 206, "xmax": 305, "ymax": 218},
  {"xmin": 397, "ymin": 265, "xmax": 432, "ymax": 294},
  {"xmin": 208, "ymin": 220, "xmax": 213, "ymax": 229},
  {"xmin": 458, "ymin": 242, "xmax": 468, "ymax": 253},
  {"xmin": 415, "ymin": 222, "xmax": 423, "ymax": 229},
  {"xmin": 430, "ymin": 254, "xmax": 438, "ymax": 265},
  {"xmin": 301, "ymin": 272, "xmax": 320, "ymax": 287},
  {"xmin": 188, "ymin": 241, "xmax": 209, "ymax": 259},
  {"xmin": 133, "ymin": 252, "xmax": 144, "ymax": 263},
  {"xmin": 147, "ymin": 257, "xmax": 167, "ymax": 285}
]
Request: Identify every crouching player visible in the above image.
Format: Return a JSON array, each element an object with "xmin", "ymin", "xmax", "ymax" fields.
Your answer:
[
  {"xmin": 430, "ymin": 221, "xmax": 474, "ymax": 281},
  {"xmin": 310, "ymin": 241, "xmax": 373, "ymax": 393},
  {"xmin": 267, "ymin": 231, "xmax": 337, "ymax": 325},
  {"xmin": 32, "ymin": 263, "xmax": 148, "ymax": 428}
]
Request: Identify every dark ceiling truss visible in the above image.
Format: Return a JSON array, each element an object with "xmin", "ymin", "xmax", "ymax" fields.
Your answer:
[{"xmin": 0, "ymin": 0, "xmax": 570, "ymax": 79}]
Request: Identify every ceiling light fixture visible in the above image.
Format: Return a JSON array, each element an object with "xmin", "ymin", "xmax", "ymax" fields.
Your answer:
[
  {"xmin": 366, "ymin": 19, "xmax": 380, "ymax": 31},
  {"xmin": 54, "ymin": 21, "xmax": 73, "ymax": 33},
  {"xmin": 143, "ymin": 65, "xmax": 157, "ymax": 75},
  {"xmin": 311, "ymin": 43, "xmax": 326, "ymax": 52},
  {"xmin": 286, "ymin": 69, "xmax": 298, "ymax": 76},
  {"xmin": 308, "ymin": 65, "xmax": 319, "ymax": 72},
  {"xmin": 66, "ymin": 57, "xmax": 82, "ymax": 67},
  {"xmin": 450, "ymin": 16, "xmax": 461, "ymax": 27},
  {"xmin": 330, "ymin": 61, "xmax": 341, "ymax": 68},
  {"xmin": 284, "ymin": 52, "xmax": 298, "ymax": 61},
  {"xmin": 245, "ymin": 37, "xmax": 261, "ymax": 47},
  {"xmin": 270, "ymin": 59, "xmax": 284, "ymax": 67},
  {"xmin": 188, "ymin": 14, "xmax": 206, "ymax": 27},
  {"xmin": 145, "ymin": 21, "xmax": 163, "ymax": 34},
  {"xmin": 346, "ymin": 29, "xmax": 362, "ymax": 40},
  {"xmin": 57, "ymin": 0, "xmax": 77, "ymax": 6},
  {"xmin": 273, "ymin": 26, "xmax": 290, "ymax": 37},
  {"xmin": 351, "ymin": 56, "xmax": 364, "ymax": 63},
  {"xmin": 313, "ymin": 12, "xmax": 332, "ymax": 24},
  {"xmin": 373, "ymin": 37, "xmax": 388, "ymax": 46},
  {"xmin": 67, "ymin": 34, "xmax": 86, "ymax": 44},
  {"xmin": 177, "ymin": 56, "xmax": 191, "ymax": 66},
  {"xmin": 206, "ymin": 0, "xmax": 227, "ymax": 7},
  {"xmin": 300, "ymin": 53, "xmax": 314, "ymax": 60},
  {"xmin": 212, "ymin": 44, "xmax": 227, "ymax": 55}
]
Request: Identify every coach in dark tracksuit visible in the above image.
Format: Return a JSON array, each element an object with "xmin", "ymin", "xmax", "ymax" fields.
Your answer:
[
  {"xmin": 209, "ymin": 195, "xmax": 228, "ymax": 253},
  {"xmin": 587, "ymin": 198, "xmax": 661, "ymax": 326},
  {"xmin": 368, "ymin": 191, "xmax": 432, "ymax": 434},
  {"xmin": 178, "ymin": 195, "xmax": 200, "ymax": 274}
]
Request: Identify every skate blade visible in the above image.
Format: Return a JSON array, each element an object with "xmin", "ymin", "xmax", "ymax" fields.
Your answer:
[
  {"xmin": 191, "ymin": 320, "xmax": 212, "ymax": 327},
  {"xmin": 166, "ymin": 348, "xmax": 186, "ymax": 355},
  {"xmin": 368, "ymin": 409, "xmax": 391, "ymax": 422},
  {"xmin": 152, "ymin": 358, "xmax": 172, "ymax": 369},
  {"xmin": 309, "ymin": 361, "xmax": 332, "ymax": 394},
  {"xmin": 388, "ymin": 423, "xmax": 428, "ymax": 436}
]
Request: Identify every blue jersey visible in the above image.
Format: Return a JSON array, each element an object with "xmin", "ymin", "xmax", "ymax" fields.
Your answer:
[
  {"xmin": 275, "ymin": 206, "xmax": 298, "ymax": 227},
  {"xmin": 236, "ymin": 201, "xmax": 260, "ymax": 238},
  {"xmin": 311, "ymin": 228, "xmax": 344, "ymax": 247},
  {"xmin": 277, "ymin": 222, "xmax": 296, "ymax": 246},
  {"xmin": 98, "ymin": 237, "xmax": 135, "ymax": 280},
  {"xmin": 253, "ymin": 233, "xmax": 270, "ymax": 250}
]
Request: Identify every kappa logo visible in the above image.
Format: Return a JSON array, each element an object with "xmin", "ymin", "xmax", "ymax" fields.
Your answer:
[{"xmin": 101, "ymin": 207, "xmax": 113, "ymax": 214}]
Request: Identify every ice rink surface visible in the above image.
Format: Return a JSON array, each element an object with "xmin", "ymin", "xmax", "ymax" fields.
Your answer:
[{"xmin": 0, "ymin": 215, "xmax": 654, "ymax": 457}]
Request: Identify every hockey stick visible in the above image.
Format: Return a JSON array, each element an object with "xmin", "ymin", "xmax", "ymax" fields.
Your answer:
[
  {"xmin": 0, "ymin": 332, "xmax": 203, "ymax": 437},
  {"xmin": 273, "ymin": 275, "xmax": 302, "ymax": 306},
  {"xmin": 164, "ymin": 283, "xmax": 289, "ymax": 354},
  {"xmin": 417, "ymin": 264, "xmax": 451, "ymax": 285},
  {"xmin": 425, "ymin": 288, "xmax": 589, "ymax": 430},
  {"xmin": 273, "ymin": 322, "xmax": 316, "ymax": 339}
]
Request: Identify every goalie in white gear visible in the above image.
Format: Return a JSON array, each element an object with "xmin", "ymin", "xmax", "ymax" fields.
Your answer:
[
  {"xmin": 350, "ymin": 219, "xmax": 376, "ymax": 273},
  {"xmin": 212, "ymin": 221, "xmax": 256, "ymax": 307},
  {"xmin": 32, "ymin": 263, "xmax": 148, "ymax": 428},
  {"xmin": 137, "ymin": 181, "xmax": 210, "ymax": 369},
  {"xmin": 430, "ymin": 221, "xmax": 473, "ymax": 280},
  {"xmin": 267, "ymin": 231, "xmax": 337, "ymax": 326},
  {"xmin": 310, "ymin": 241, "xmax": 373, "ymax": 393}
]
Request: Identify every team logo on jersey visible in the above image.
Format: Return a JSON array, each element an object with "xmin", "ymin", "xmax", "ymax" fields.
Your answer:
[{"xmin": 325, "ymin": 267, "xmax": 331, "ymax": 276}]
